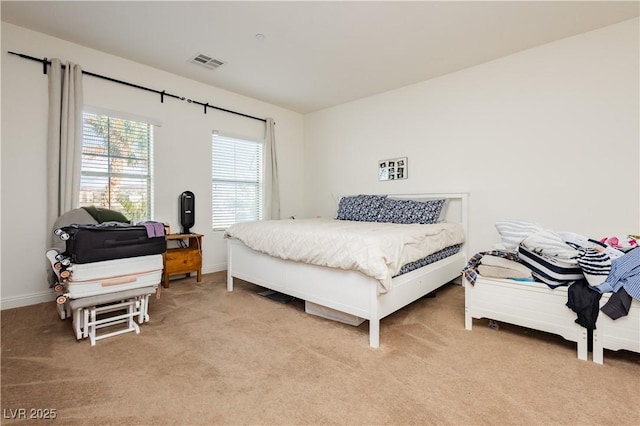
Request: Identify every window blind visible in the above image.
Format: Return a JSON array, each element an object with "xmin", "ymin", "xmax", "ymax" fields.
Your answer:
[
  {"xmin": 80, "ymin": 111, "xmax": 153, "ymax": 221},
  {"xmin": 212, "ymin": 133, "xmax": 264, "ymax": 230}
]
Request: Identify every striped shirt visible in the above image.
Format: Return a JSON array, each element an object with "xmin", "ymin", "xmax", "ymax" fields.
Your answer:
[{"xmin": 594, "ymin": 247, "xmax": 640, "ymax": 301}]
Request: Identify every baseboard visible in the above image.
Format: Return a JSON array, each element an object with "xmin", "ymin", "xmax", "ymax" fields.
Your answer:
[
  {"xmin": 1, "ymin": 290, "xmax": 56, "ymax": 310},
  {"xmin": 202, "ymin": 262, "xmax": 227, "ymax": 275}
]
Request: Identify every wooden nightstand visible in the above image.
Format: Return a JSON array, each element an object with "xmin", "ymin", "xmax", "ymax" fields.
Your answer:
[{"xmin": 163, "ymin": 233, "xmax": 203, "ymax": 288}]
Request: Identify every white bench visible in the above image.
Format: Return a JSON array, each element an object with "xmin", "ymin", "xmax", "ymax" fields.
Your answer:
[{"xmin": 67, "ymin": 286, "xmax": 157, "ymax": 346}]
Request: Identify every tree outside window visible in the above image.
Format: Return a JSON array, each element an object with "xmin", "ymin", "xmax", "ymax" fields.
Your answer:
[{"xmin": 80, "ymin": 112, "xmax": 153, "ymax": 221}]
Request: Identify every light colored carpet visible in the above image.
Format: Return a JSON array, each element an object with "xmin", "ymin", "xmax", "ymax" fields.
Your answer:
[{"xmin": 2, "ymin": 271, "xmax": 639, "ymax": 425}]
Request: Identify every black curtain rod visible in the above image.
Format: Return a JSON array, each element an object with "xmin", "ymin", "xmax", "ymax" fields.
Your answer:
[{"xmin": 8, "ymin": 51, "xmax": 267, "ymax": 123}]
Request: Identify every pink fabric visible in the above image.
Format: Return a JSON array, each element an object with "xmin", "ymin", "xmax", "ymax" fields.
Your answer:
[{"xmin": 141, "ymin": 221, "xmax": 165, "ymax": 238}]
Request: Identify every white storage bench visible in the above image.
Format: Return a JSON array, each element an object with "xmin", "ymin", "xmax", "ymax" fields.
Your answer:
[
  {"xmin": 464, "ymin": 275, "xmax": 588, "ymax": 361},
  {"xmin": 593, "ymin": 295, "xmax": 640, "ymax": 364}
]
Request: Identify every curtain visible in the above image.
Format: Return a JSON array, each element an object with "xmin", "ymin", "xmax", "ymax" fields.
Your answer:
[
  {"xmin": 263, "ymin": 118, "xmax": 281, "ymax": 220},
  {"xmin": 46, "ymin": 58, "xmax": 84, "ymax": 234}
]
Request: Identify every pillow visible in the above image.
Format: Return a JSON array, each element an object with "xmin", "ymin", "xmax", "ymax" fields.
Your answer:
[
  {"xmin": 50, "ymin": 208, "xmax": 98, "ymax": 252},
  {"xmin": 495, "ymin": 220, "xmax": 543, "ymax": 251},
  {"xmin": 377, "ymin": 198, "xmax": 445, "ymax": 225},
  {"xmin": 436, "ymin": 198, "xmax": 450, "ymax": 223},
  {"xmin": 82, "ymin": 205, "xmax": 129, "ymax": 223},
  {"xmin": 335, "ymin": 195, "xmax": 387, "ymax": 222}
]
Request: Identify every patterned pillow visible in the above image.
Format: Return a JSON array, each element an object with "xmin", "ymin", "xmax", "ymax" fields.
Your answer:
[
  {"xmin": 377, "ymin": 198, "xmax": 445, "ymax": 225},
  {"xmin": 336, "ymin": 195, "xmax": 387, "ymax": 222}
]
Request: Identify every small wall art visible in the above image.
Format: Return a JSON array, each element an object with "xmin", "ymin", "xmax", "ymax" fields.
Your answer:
[{"xmin": 378, "ymin": 157, "xmax": 407, "ymax": 181}]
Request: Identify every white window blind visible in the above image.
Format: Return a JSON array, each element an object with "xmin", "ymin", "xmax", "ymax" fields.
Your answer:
[
  {"xmin": 212, "ymin": 133, "xmax": 264, "ymax": 230},
  {"xmin": 80, "ymin": 111, "xmax": 154, "ymax": 221}
]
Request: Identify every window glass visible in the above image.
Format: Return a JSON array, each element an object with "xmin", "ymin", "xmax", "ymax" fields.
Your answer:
[
  {"xmin": 80, "ymin": 111, "xmax": 153, "ymax": 221},
  {"xmin": 212, "ymin": 133, "xmax": 263, "ymax": 230}
]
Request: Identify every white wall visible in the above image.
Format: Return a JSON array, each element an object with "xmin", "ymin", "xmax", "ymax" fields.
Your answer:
[
  {"xmin": 304, "ymin": 18, "xmax": 640, "ymax": 257},
  {"xmin": 2, "ymin": 18, "xmax": 639, "ymax": 309},
  {"xmin": 1, "ymin": 23, "xmax": 305, "ymax": 308}
]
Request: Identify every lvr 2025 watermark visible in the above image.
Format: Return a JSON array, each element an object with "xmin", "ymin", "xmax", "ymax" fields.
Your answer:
[{"xmin": 3, "ymin": 408, "xmax": 57, "ymax": 420}]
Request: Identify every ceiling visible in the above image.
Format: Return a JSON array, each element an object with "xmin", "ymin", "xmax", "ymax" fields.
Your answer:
[{"xmin": 2, "ymin": 1, "xmax": 639, "ymax": 114}]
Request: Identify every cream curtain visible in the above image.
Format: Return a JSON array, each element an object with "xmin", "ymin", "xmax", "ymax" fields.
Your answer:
[
  {"xmin": 263, "ymin": 118, "xmax": 280, "ymax": 220},
  {"xmin": 46, "ymin": 58, "xmax": 84, "ymax": 233}
]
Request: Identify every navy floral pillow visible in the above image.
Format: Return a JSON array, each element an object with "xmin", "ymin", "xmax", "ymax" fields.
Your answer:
[
  {"xmin": 377, "ymin": 198, "xmax": 445, "ymax": 225},
  {"xmin": 336, "ymin": 195, "xmax": 387, "ymax": 222}
]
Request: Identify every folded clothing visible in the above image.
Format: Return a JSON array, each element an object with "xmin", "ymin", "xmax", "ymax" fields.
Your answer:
[
  {"xmin": 478, "ymin": 264, "xmax": 532, "ymax": 280},
  {"xmin": 478, "ymin": 255, "xmax": 532, "ymax": 279},
  {"xmin": 139, "ymin": 221, "xmax": 165, "ymax": 238},
  {"xmin": 480, "ymin": 255, "xmax": 532, "ymax": 273},
  {"xmin": 521, "ymin": 230, "xmax": 580, "ymax": 260}
]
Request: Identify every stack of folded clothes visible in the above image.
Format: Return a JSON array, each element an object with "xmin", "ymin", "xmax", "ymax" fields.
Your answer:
[{"xmin": 478, "ymin": 254, "xmax": 533, "ymax": 280}]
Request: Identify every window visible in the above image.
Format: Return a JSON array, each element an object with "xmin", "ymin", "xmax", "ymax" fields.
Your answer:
[
  {"xmin": 212, "ymin": 132, "xmax": 264, "ymax": 230},
  {"xmin": 80, "ymin": 111, "xmax": 154, "ymax": 221}
]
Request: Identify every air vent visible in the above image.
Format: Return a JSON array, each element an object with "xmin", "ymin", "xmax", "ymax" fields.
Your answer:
[{"xmin": 189, "ymin": 53, "xmax": 224, "ymax": 70}]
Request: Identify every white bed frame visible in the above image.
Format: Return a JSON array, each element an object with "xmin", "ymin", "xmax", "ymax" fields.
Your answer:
[
  {"xmin": 593, "ymin": 294, "xmax": 640, "ymax": 364},
  {"xmin": 466, "ymin": 275, "xmax": 640, "ymax": 363},
  {"xmin": 226, "ymin": 193, "xmax": 468, "ymax": 348},
  {"xmin": 465, "ymin": 276, "xmax": 589, "ymax": 361}
]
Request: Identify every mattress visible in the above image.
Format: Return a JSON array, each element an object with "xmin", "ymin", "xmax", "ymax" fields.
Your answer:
[
  {"xmin": 394, "ymin": 244, "xmax": 462, "ymax": 277},
  {"xmin": 64, "ymin": 254, "xmax": 163, "ymax": 299},
  {"xmin": 225, "ymin": 218, "xmax": 465, "ymax": 292}
]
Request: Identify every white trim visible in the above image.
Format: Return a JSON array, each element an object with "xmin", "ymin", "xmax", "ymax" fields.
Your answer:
[
  {"xmin": 84, "ymin": 105, "xmax": 162, "ymax": 127},
  {"xmin": 202, "ymin": 262, "xmax": 227, "ymax": 275},
  {"xmin": 1, "ymin": 290, "xmax": 56, "ymax": 310},
  {"xmin": 212, "ymin": 130, "xmax": 264, "ymax": 145}
]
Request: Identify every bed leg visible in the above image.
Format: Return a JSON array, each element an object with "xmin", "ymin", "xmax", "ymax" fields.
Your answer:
[
  {"xmin": 226, "ymin": 242, "xmax": 234, "ymax": 291},
  {"xmin": 369, "ymin": 319, "xmax": 380, "ymax": 348},
  {"xmin": 592, "ymin": 329, "xmax": 603, "ymax": 364},
  {"xmin": 226, "ymin": 270, "xmax": 234, "ymax": 292},
  {"xmin": 464, "ymin": 278, "xmax": 472, "ymax": 331}
]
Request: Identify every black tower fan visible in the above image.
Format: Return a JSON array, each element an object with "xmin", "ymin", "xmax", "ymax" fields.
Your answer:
[{"xmin": 180, "ymin": 191, "xmax": 195, "ymax": 234}]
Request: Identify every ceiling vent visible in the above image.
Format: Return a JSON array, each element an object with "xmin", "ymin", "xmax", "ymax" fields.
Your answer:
[{"xmin": 189, "ymin": 53, "xmax": 224, "ymax": 70}]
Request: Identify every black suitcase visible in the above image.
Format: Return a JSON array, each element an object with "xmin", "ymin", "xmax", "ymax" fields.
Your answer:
[{"xmin": 56, "ymin": 223, "xmax": 166, "ymax": 264}]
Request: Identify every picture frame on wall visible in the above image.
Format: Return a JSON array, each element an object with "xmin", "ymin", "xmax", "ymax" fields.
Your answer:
[{"xmin": 379, "ymin": 157, "xmax": 407, "ymax": 181}]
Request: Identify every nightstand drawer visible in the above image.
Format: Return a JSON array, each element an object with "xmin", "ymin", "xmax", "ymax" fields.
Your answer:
[{"xmin": 165, "ymin": 248, "xmax": 201, "ymax": 271}]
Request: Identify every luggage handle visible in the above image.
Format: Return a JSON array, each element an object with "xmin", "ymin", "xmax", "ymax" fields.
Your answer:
[
  {"xmin": 101, "ymin": 276, "xmax": 137, "ymax": 287},
  {"xmin": 104, "ymin": 237, "xmax": 148, "ymax": 248}
]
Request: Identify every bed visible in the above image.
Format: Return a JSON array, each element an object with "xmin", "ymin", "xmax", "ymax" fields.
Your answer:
[
  {"xmin": 465, "ymin": 275, "xmax": 640, "ymax": 363},
  {"xmin": 464, "ymin": 275, "xmax": 589, "ymax": 361},
  {"xmin": 225, "ymin": 193, "xmax": 468, "ymax": 347}
]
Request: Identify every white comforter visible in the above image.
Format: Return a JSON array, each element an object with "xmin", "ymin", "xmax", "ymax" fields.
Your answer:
[{"xmin": 225, "ymin": 218, "xmax": 465, "ymax": 292}]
